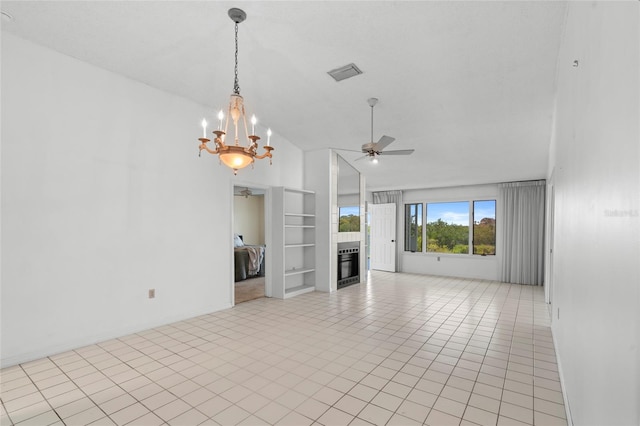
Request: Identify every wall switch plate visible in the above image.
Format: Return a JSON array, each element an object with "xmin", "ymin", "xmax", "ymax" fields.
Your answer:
[
  {"xmin": 148, "ymin": 289, "xmax": 155, "ymax": 299},
  {"xmin": 437, "ymin": 256, "xmax": 441, "ymax": 262}
]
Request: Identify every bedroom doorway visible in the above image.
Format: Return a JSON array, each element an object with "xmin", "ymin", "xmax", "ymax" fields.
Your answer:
[{"xmin": 233, "ymin": 185, "xmax": 268, "ymax": 304}]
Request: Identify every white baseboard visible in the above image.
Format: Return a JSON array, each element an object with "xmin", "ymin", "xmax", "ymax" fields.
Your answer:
[
  {"xmin": 1, "ymin": 303, "xmax": 232, "ymax": 369},
  {"xmin": 551, "ymin": 325, "xmax": 574, "ymax": 426}
]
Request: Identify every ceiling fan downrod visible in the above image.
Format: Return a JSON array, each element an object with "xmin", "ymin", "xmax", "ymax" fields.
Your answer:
[{"xmin": 368, "ymin": 98, "xmax": 379, "ymax": 144}]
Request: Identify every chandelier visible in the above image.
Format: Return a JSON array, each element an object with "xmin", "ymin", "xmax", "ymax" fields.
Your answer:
[{"xmin": 198, "ymin": 8, "xmax": 274, "ymax": 175}]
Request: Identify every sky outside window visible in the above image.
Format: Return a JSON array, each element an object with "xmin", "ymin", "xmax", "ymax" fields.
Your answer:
[
  {"xmin": 339, "ymin": 206, "xmax": 359, "ymax": 216},
  {"xmin": 427, "ymin": 201, "xmax": 469, "ymax": 225},
  {"xmin": 474, "ymin": 200, "xmax": 496, "ymax": 223}
]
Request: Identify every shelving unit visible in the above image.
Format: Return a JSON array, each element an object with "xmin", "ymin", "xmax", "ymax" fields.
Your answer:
[{"xmin": 271, "ymin": 187, "xmax": 316, "ymax": 299}]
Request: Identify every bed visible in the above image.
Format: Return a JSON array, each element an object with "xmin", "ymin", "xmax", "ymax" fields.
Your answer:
[{"xmin": 234, "ymin": 234, "xmax": 265, "ymax": 282}]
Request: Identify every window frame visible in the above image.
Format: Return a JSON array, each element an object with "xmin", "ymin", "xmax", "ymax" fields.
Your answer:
[
  {"xmin": 425, "ymin": 201, "xmax": 470, "ymax": 255},
  {"xmin": 404, "ymin": 203, "xmax": 423, "ymax": 252},
  {"xmin": 403, "ymin": 199, "xmax": 497, "ymax": 256},
  {"xmin": 472, "ymin": 200, "xmax": 497, "ymax": 256}
]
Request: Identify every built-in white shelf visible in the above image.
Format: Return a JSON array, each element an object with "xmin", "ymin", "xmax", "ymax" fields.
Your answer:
[
  {"xmin": 285, "ymin": 267, "xmax": 316, "ymax": 276},
  {"xmin": 271, "ymin": 187, "xmax": 316, "ymax": 299},
  {"xmin": 284, "ymin": 284, "xmax": 315, "ymax": 298}
]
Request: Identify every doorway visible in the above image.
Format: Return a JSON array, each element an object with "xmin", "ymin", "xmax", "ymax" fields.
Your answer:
[
  {"xmin": 546, "ymin": 182, "xmax": 555, "ymax": 307},
  {"xmin": 233, "ymin": 184, "xmax": 268, "ymax": 304}
]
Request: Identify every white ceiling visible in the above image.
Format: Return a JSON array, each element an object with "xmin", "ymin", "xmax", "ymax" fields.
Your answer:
[{"xmin": 1, "ymin": 1, "xmax": 568, "ymax": 191}]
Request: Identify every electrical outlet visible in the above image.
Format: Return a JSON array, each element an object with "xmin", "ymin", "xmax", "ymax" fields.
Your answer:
[
  {"xmin": 437, "ymin": 256, "xmax": 441, "ymax": 262},
  {"xmin": 148, "ymin": 289, "xmax": 155, "ymax": 299}
]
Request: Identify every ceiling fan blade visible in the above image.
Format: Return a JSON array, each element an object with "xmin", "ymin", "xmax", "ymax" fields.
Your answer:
[
  {"xmin": 372, "ymin": 135, "xmax": 395, "ymax": 151},
  {"xmin": 354, "ymin": 154, "xmax": 369, "ymax": 162},
  {"xmin": 379, "ymin": 149, "xmax": 415, "ymax": 156}
]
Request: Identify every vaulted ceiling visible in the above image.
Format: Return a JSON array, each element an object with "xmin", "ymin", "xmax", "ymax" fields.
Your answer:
[{"xmin": 1, "ymin": 1, "xmax": 568, "ymax": 191}]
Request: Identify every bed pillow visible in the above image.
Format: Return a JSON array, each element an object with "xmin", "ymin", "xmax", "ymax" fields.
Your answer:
[{"xmin": 234, "ymin": 234, "xmax": 245, "ymax": 247}]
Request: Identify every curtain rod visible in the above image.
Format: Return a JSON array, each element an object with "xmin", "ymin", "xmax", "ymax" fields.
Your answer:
[{"xmin": 501, "ymin": 178, "xmax": 546, "ymax": 184}]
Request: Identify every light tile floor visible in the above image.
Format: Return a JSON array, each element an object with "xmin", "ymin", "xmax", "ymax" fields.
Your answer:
[{"xmin": 0, "ymin": 272, "xmax": 567, "ymax": 425}]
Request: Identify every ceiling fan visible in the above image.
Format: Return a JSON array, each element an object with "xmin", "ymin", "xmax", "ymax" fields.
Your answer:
[
  {"xmin": 234, "ymin": 187, "xmax": 253, "ymax": 198},
  {"xmin": 358, "ymin": 98, "xmax": 415, "ymax": 163}
]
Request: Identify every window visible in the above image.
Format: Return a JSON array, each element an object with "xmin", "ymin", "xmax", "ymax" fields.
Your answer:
[
  {"xmin": 473, "ymin": 200, "xmax": 496, "ymax": 255},
  {"xmin": 339, "ymin": 206, "xmax": 360, "ymax": 232},
  {"xmin": 404, "ymin": 203, "xmax": 423, "ymax": 252},
  {"xmin": 426, "ymin": 202, "xmax": 470, "ymax": 254},
  {"xmin": 405, "ymin": 199, "xmax": 497, "ymax": 256}
]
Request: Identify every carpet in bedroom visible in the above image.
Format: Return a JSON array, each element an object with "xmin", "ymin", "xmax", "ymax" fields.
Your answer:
[{"xmin": 234, "ymin": 276, "xmax": 265, "ymax": 303}]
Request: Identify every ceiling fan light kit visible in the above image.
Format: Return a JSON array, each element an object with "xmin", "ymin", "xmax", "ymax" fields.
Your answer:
[{"xmin": 197, "ymin": 8, "xmax": 274, "ymax": 175}]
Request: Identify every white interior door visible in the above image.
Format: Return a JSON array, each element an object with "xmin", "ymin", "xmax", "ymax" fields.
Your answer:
[{"xmin": 370, "ymin": 203, "xmax": 396, "ymax": 272}]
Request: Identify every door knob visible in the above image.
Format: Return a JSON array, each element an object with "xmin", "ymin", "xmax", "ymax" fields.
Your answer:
[{"xmin": 391, "ymin": 240, "xmax": 395, "ymax": 243}]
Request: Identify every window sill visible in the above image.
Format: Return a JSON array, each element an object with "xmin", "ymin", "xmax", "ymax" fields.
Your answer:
[{"xmin": 403, "ymin": 251, "xmax": 497, "ymax": 259}]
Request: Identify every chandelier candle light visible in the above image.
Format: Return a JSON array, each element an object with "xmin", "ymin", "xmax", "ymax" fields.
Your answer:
[{"xmin": 198, "ymin": 8, "xmax": 274, "ymax": 175}]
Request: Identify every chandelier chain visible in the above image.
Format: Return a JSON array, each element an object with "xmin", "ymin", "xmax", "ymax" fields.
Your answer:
[{"xmin": 233, "ymin": 22, "xmax": 240, "ymax": 95}]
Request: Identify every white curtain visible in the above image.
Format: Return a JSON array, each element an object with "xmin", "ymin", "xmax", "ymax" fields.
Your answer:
[
  {"xmin": 499, "ymin": 180, "xmax": 546, "ymax": 285},
  {"xmin": 372, "ymin": 190, "xmax": 402, "ymax": 205}
]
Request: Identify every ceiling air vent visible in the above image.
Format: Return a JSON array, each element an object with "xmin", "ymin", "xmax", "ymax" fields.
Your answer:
[{"xmin": 327, "ymin": 63, "xmax": 363, "ymax": 82}]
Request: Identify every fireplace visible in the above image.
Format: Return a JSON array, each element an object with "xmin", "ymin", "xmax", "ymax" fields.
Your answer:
[{"xmin": 337, "ymin": 242, "xmax": 360, "ymax": 289}]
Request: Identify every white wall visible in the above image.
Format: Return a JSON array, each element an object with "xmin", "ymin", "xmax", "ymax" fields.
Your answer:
[
  {"xmin": 1, "ymin": 34, "xmax": 303, "ymax": 367},
  {"xmin": 402, "ymin": 184, "xmax": 500, "ymax": 280},
  {"xmin": 548, "ymin": 2, "xmax": 639, "ymax": 424},
  {"xmin": 338, "ymin": 194, "xmax": 359, "ymax": 207},
  {"xmin": 304, "ymin": 149, "xmax": 333, "ymax": 292},
  {"xmin": 233, "ymin": 195, "xmax": 265, "ymax": 245},
  {"xmin": 304, "ymin": 149, "xmax": 366, "ymax": 292}
]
